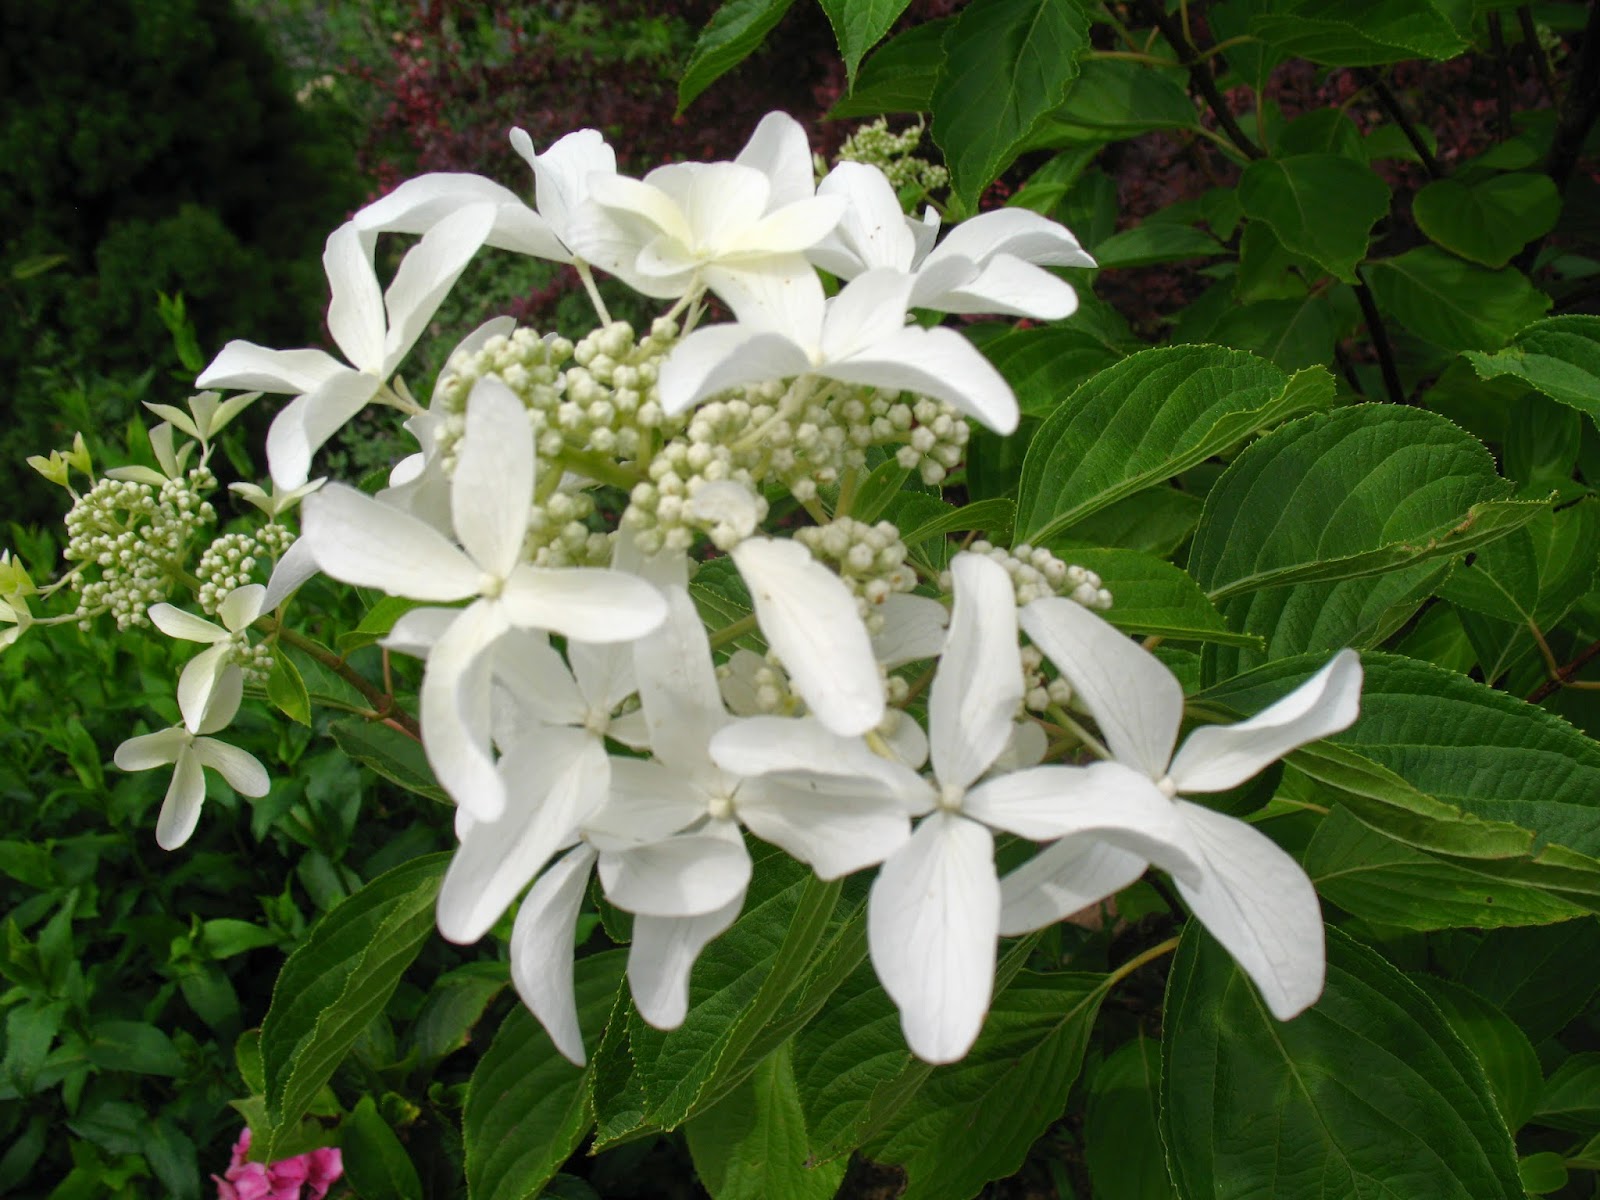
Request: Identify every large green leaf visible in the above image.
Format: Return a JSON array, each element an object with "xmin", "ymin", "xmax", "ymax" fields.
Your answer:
[
  {"xmin": 330, "ymin": 719, "xmax": 447, "ymax": 804},
  {"xmin": 1092, "ymin": 222, "xmax": 1226, "ymax": 269},
  {"xmin": 981, "ymin": 325, "xmax": 1122, "ymax": 419},
  {"xmin": 258, "ymin": 854, "xmax": 446, "ymax": 1158},
  {"xmin": 1413, "ymin": 173, "xmax": 1561, "ymax": 269},
  {"xmin": 864, "ymin": 971, "xmax": 1109, "ymax": 1200},
  {"xmin": 342, "ymin": 1097, "xmax": 422, "ymax": 1200},
  {"xmin": 1050, "ymin": 56, "xmax": 1197, "ymax": 132},
  {"xmin": 1014, "ymin": 348, "xmax": 1329, "ymax": 545},
  {"xmin": 1238, "ymin": 154, "xmax": 1391, "ymax": 282},
  {"xmin": 1412, "ymin": 977, "xmax": 1543, "ymax": 1134},
  {"xmin": 1084, "ymin": 1036, "xmax": 1171, "ymax": 1200},
  {"xmin": 1533, "ymin": 1052, "xmax": 1600, "ymax": 1131},
  {"xmin": 1459, "ymin": 922, "xmax": 1600, "ymax": 1042},
  {"xmin": 1306, "ymin": 806, "xmax": 1588, "ymax": 930},
  {"xmin": 1188, "ymin": 405, "xmax": 1538, "ymax": 602},
  {"xmin": 929, "ymin": 0, "xmax": 1091, "ymax": 205},
  {"xmin": 1162, "ymin": 925, "xmax": 1522, "ymax": 1199},
  {"xmin": 1063, "ymin": 548, "xmax": 1262, "ymax": 649},
  {"xmin": 1050, "ymin": 486, "xmax": 1202, "ymax": 557},
  {"xmin": 462, "ymin": 952, "xmax": 626, "ymax": 1200},
  {"xmin": 684, "ymin": 1041, "xmax": 847, "ymax": 1200},
  {"xmin": 1463, "ymin": 316, "xmax": 1600, "ymax": 422},
  {"xmin": 678, "ymin": 0, "xmax": 796, "ymax": 111},
  {"xmin": 817, "ymin": 0, "xmax": 914, "ymax": 89},
  {"xmin": 1366, "ymin": 248, "xmax": 1551, "ymax": 352},
  {"xmin": 1248, "ymin": 0, "xmax": 1470, "ymax": 65},
  {"xmin": 828, "ymin": 18, "xmax": 950, "ymax": 118},
  {"xmin": 1210, "ymin": 294, "xmax": 1341, "ymax": 372}
]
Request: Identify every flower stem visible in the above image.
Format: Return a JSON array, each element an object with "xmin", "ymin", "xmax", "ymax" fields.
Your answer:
[
  {"xmin": 1107, "ymin": 935, "xmax": 1181, "ymax": 990},
  {"xmin": 708, "ymin": 613, "xmax": 759, "ymax": 651},
  {"xmin": 575, "ymin": 260, "xmax": 612, "ymax": 325},
  {"xmin": 263, "ymin": 619, "xmax": 421, "ymax": 740}
]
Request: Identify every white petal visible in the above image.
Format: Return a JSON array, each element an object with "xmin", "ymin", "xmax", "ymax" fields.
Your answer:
[
  {"xmin": 452, "ymin": 377, "xmax": 533, "ymax": 578},
  {"xmin": 301, "ymin": 484, "xmax": 479, "ymax": 601},
  {"xmin": 115, "ymin": 726, "xmax": 189, "ymax": 771},
  {"xmin": 437, "ymin": 728, "xmax": 605, "ymax": 944},
  {"xmin": 704, "ymin": 260, "xmax": 828, "ymax": 340},
  {"xmin": 592, "ymin": 756, "xmax": 712, "ymax": 844},
  {"xmin": 735, "ymin": 112, "xmax": 816, "ymax": 210},
  {"xmin": 193, "ymin": 737, "xmax": 271, "ymax": 798},
  {"xmin": 567, "ymin": 637, "xmax": 636, "ymax": 717},
  {"xmin": 819, "ymin": 269, "xmax": 916, "ymax": 362},
  {"xmin": 927, "ymin": 207, "xmax": 1096, "ymax": 270},
  {"xmin": 218, "ymin": 585, "xmax": 267, "ymax": 632},
  {"xmin": 525, "ymin": 128, "xmax": 616, "ymax": 247},
  {"xmin": 882, "ymin": 709, "xmax": 930, "ymax": 771},
  {"xmin": 814, "ymin": 162, "xmax": 916, "ymax": 275},
  {"xmin": 382, "ymin": 203, "xmax": 496, "ymax": 374},
  {"xmin": 265, "ymin": 370, "xmax": 383, "ymax": 489},
  {"xmin": 963, "ymin": 762, "xmax": 1202, "ymax": 886},
  {"xmin": 155, "ymin": 747, "xmax": 207, "ymax": 850},
  {"xmin": 482, "ymin": 203, "xmax": 572, "ymax": 260},
  {"xmin": 710, "ymin": 715, "xmax": 927, "ymax": 807},
  {"xmin": 510, "ymin": 844, "xmax": 598, "ymax": 1065},
  {"xmin": 731, "ymin": 538, "xmax": 883, "ymax": 737},
  {"xmin": 871, "ymin": 593, "xmax": 948, "ymax": 668},
  {"xmin": 1168, "ymin": 650, "xmax": 1362, "ymax": 794},
  {"xmin": 657, "ymin": 325, "xmax": 812, "ymax": 416},
  {"xmin": 629, "ymin": 890, "xmax": 745, "ymax": 1030},
  {"xmin": 631, "ymin": 586, "xmax": 725, "ymax": 771},
  {"xmin": 148, "ymin": 604, "xmax": 226, "ymax": 645},
  {"xmin": 196, "ymin": 341, "xmax": 347, "ymax": 395},
  {"xmin": 687, "ymin": 481, "xmax": 763, "ymax": 541},
  {"xmin": 1173, "ymin": 801, "xmax": 1326, "ymax": 1020},
  {"xmin": 194, "ymin": 665, "xmax": 245, "ymax": 736},
  {"xmin": 723, "ymin": 196, "xmax": 844, "ymax": 258},
  {"xmin": 931, "ymin": 553, "xmax": 1022, "ymax": 793},
  {"xmin": 383, "ymin": 606, "xmax": 461, "ymax": 658},
  {"xmin": 998, "ymin": 839, "xmax": 1150, "ymax": 936},
  {"xmin": 991, "ymin": 720, "xmax": 1049, "ymax": 773},
  {"xmin": 419, "ymin": 601, "xmax": 510, "ymax": 820},
  {"xmin": 354, "ymin": 172, "xmax": 521, "ymax": 235},
  {"xmin": 262, "ymin": 537, "xmax": 321, "ymax": 611},
  {"xmin": 491, "ymin": 629, "xmax": 585, "ymax": 729},
  {"xmin": 499, "ymin": 565, "xmax": 667, "ymax": 643},
  {"xmin": 868, "ymin": 812, "xmax": 999, "ymax": 1064},
  {"xmin": 921, "ymin": 254, "xmax": 1081, "ymax": 321},
  {"xmin": 737, "ymin": 776, "xmax": 912, "ymax": 879},
  {"xmin": 177, "ymin": 643, "xmax": 232, "ymax": 735},
  {"xmin": 598, "ymin": 820, "xmax": 752, "ymax": 918},
  {"xmin": 588, "ymin": 172, "xmax": 693, "ymax": 248},
  {"xmin": 323, "ymin": 222, "xmax": 386, "ymax": 373},
  {"xmin": 822, "ymin": 325, "xmax": 1019, "ymax": 435},
  {"xmin": 1019, "ymin": 597, "xmax": 1182, "ymax": 782}
]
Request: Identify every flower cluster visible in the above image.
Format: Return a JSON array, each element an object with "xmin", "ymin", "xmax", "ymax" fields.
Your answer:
[
  {"xmin": 212, "ymin": 1128, "xmax": 341, "ymax": 1200},
  {"xmin": 13, "ymin": 110, "xmax": 1362, "ymax": 1071}
]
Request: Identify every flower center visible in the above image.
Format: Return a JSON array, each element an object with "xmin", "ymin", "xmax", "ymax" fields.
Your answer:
[
  {"xmin": 478, "ymin": 572, "xmax": 505, "ymax": 599},
  {"xmin": 707, "ymin": 789, "xmax": 736, "ymax": 822},
  {"xmin": 1156, "ymin": 775, "xmax": 1178, "ymax": 798},
  {"xmin": 936, "ymin": 781, "xmax": 965, "ymax": 812}
]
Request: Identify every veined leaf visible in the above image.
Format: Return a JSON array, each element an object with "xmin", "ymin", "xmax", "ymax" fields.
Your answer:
[
  {"xmin": 1063, "ymin": 548, "xmax": 1263, "ymax": 649},
  {"xmin": 929, "ymin": 0, "xmax": 1091, "ymax": 205},
  {"xmin": 1162, "ymin": 925, "xmax": 1522, "ymax": 1200},
  {"xmin": 1414, "ymin": 173, "xmax": 1560, "ymax": 269},
  {"xmin": 1015, "ymin": 347, "xmax": 1330, "ymax": 545},
  {"xmin": 1366, "ymin": 248, "xmax": 1551, "ymax": 352},
  {"xmin": 678, "ymin": 0, "xmax": 796, "ymax": 112},
  {"xmin": 330, "ymin": 719, "xmax": 447, "ymax": 804},
  {"xmin": 828, "ymin": 18, "xmax": 950, "ymax": 118},
  {"xmin": 817, "ymin": 0, "xmax": 914, "ymax": 90},
  {"xmin": 1248, "ymin": 0, "xmax": 1470, "ymax": 66},
  {"xmin": 1238, "ymin": 154, "xmax": 1391, "ymax": 283},
  {"xmin": 981, "ymin": 325, "xmax": 1122, "ymax": 419},
  {"xmin": 1412, "ymin": 976, "xmax": 1543, "ymax": 1133},
  {"xmin": 1084, "ymin": 1036, "xmax": 1171, "ymax": 1200},
  {"xmin": 1463, "ymin": 315, "xmax": 1600, "ymax": 423}
]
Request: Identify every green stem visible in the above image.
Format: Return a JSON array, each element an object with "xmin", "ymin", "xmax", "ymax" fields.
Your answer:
[
  {"xmin": 263, "ymin": 619, "xmax": 421, "ymax": 740},
  {"xmin": 1047, "ymin": 704, "xmax": 1111, "ymax": 760},
  {"xmin": 1107, "ymin": 936, "xmax": 1181, "ymax": 989},
  {"xmin": 834, "ymin": 465, "xmax": 860, "ymax": 520},
  {"xmin": 708, "ymin": 612, "xmax": 758, "ymax": 651},
  {"xmin": 554, "ymin": 447, "xmax": 645, "ymax": 492},
  {"xmin": 574, "ymin": 260, "xmax": 612, "ymax": 325}
]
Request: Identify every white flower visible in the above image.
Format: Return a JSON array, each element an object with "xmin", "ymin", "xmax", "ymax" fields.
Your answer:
[
  {"xmin": 567, "ymin": 113, "xmax": 842, "ymax": 304},
  {"xmin": 508, "ymin": 127, "xmax": 619, "ymax": 255},
  {"xmin": 1013, "ymin": 597, "xmax": 1363, "ymax": 1020},
  {"xmin": 197, "ymin": 206, "xmax": 496, "ymax": 488},
  {"xmin": 864, "ymin": 553, "xmax": 1203, "ymax": 1063},
  {"xmin": 148, "ymin": 585, "xmax": 266, "ymax": 731},
  {"xmin": 658, "ymin": 269, "xmax": 1019, "ymax": 434},
  {"xmin": 300, "ymin": 376, "xmax": 668, "ymax": 822},
  {"xmin": 113, "ymin": 667, "xmax": 269, "ymax": 850},
  {"xmin": 811, "ymin": 161, "xmax": 1095, "ymax": 319}
]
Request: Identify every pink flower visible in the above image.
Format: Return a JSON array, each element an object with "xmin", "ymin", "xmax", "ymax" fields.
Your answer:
[{"xmin": 214, "ymin": 1128, "xmax": 344, "ymax": 1200}]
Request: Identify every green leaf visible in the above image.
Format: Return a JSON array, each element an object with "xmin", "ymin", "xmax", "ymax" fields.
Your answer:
[
  {"xmin": 1162, "ymin": 925, "xmax": 1522, "ymax": 1199},
  {"xmin": 259, "ymin": 854, "xmax": 447, "ymax": 1157},
  {"xmin": 1413, "ymin": 173, "xmax": 1561, "ymax": 269},
  {"xmin": 678, "ymin": 0, "xmax": 797, "ymax": 112},
  {"xmin": 1532, "ymin": 1052, "xmax": 1600, "ymax": 1132},
  {"xmin": 413, "ymin": 964, "xmax": 507, "ymax": 1065},
  {"xmin": 1092, "ymin": 222, "xmax": 1225, "ymax": 269},
  {"xmin": 1366, "ymin": 247, "xmax": 1552, "ymax": 352},
  {"xmin": 1189, "ymin": 405, "xmax": 1536, "ymax": 601},
  {"xmin": 336, "ymin": 595, "xmax": 421, "ymax": 656},
  {"xmin": 1015, "ymin": 347, "xmax": 1327, "ymax": 545},
  {"xmin": 84, "ymin": 1020, "xmax": 184, "ymax": 1077},
  {"xmin": 1306, "ymin": 806, "xmax": 1588, "ymax": 930},
  {"xmin": 1210, "ymin": 294, "xmax": 1341, "ymax": 372},
  {"xmin": 685, "ymin": 1041, "xmax": 847, "ymax": 1200},
  {"xmin": 900, "ymin": 498, "xmax": 1014, "ymax": 547},
  {"xmin": 1519, "ymin": 1152, "xmax": 1568, "ymax": 1194},
  {"xmin": 1050, "ymin": 486, "xmax": 1202, "ymax": 557},
  {"xmin": 267, "ymin": 651, "xmax": 311, "ymax": 726},
  {"xmin": 849, "ymin": 459, "xmax": 913, "ymax": 524},
  {"xmin": 329, "ymin": 719, "xmax": 447, "ymax": 805},
  {"xmin": 1061, "ymin": 548, "xmax": 1262, "ymax": 649},
  {"xmin": 1238, "ymin": 154, "xmax": 1390, "ymax": 283},
  {"xmin": 463, "ymin": 952, "xmax": 626, "ymax": 1200},
  {"xmin": 1050, "ymin": 57, "xmax": 1197, "ymax": 132},
  {"xmin": 1084, "ymin": 1036, "xmax": 1171, "ymax": 1200},
  {"xmin": 1277, "ymin": 108, "xmax": 1366, "ymax": 158},
  {"xmin": 864, "ymin": 971, "xmax": 1109, "ymax": 1200},
  {"xmin": 828, "ymin": 18, "xmax": 950, "ymax": 118},
  {"xmin": 1248, "ymin": 0, "xmax": 1470, "ymax": 65},
  {"xmin": 981, "ymin": 325, "xmax": 1122, "ymax": 419},
  {"xmin": 929, "ymin": 0, "xmax": 1091, "ymax": 204},
  {"xmin": 342, "ymin": 1097, "xmax": 422, "ymax": 1200},
  {"xmin": 1460, "ymin": 922, "xmax": 1600, "ymax": 1042},
  {"xmin": 1463, "ymin": 315, "xmax": 1600, "ymax": 422},
  {"xmin": 1412, "ymin": 977, "xmax": 1542, "ymax": 1133},
  {"xmin": 817, "ymin": 0, "xmax": 914, "ymax": 89}
]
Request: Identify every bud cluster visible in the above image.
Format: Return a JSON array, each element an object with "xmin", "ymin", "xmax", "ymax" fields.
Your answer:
[
  {"xmin": 950, "ymin": 541, "xmax": 1114, "ymax": 610},
  {"xmin": 795, "ymin": 518, "xmax": 916, "ymax": 632},
  {"xmin": 832, "ymin": 117, "xmax": 950, "ymax": 196}
]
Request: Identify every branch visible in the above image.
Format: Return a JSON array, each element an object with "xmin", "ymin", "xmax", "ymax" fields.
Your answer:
[
  {"xmin": 1138, "ymin": 0, "xmax": 1263, "ymax": 160},
  {"xmin": 1356, "ymin": 68, "xmax": 1444, "ymax": 179},
  {"xmin": 1352, "ymin": 270, "xmax": 1408, "ymax": 405},
  {"xmin": 1487, "ymin": 12, "xmax": 1515, "ymax": 140},
  {"xmin": 1527, "ymin": 636, "xmax": 1600, "ymax": 703},
  {"xmin": 267, "ymin": 620, "xmax": 422, "ymax": 740},
  {"xmin": 1519, "ymin": 4, "xmax": 1559, "ymax": 103},
  {"xmin": 1545, "ymin": 0, "xmax": 1600, "ymax": 196}
]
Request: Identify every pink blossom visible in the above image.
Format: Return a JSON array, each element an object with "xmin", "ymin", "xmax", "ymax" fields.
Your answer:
[{"xmin": 213, "ymin": 1127, "xmax": 344, "ymax": 1200}]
